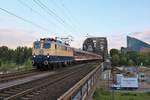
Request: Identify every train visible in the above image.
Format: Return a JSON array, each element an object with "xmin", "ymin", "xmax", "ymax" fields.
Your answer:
[{"xmin": 32, "ymin": 38, "xmax": 102, "ymax": 70}]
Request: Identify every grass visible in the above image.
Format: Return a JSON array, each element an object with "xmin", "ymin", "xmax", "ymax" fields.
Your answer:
[
  {"xmin": 0, "ymin": 59, "xmax": 32, "ymax": 74},
  {"xmin": 93, "ymin": 88, "xmax": 150, "ymax": 100}
]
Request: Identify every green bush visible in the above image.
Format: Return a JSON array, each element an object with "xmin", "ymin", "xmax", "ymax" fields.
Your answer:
[
  {"xmin": 93, "ymin": 88, "xmax": 101, "ymax": 100},
  {"xmin": 0, "ymin": 62, "xmax": 17, "ymax": 73},
  {"xmin": 0, "ymin": 60, "xmax": 32, "ymax": 73},
  {"xmin": 23, "ymin": 59, "xmax": 32, "ymax": 71},
  {"xmin": 99, "ymin": 88, "xmax": 111, "ymax": 96},
  {"xmin": 93, "ymin": 88, "xmax": 111, "ymax": 100},
  {"xmin": 93, "ymin": 88, "xmax": 150, "ymax": 100}
]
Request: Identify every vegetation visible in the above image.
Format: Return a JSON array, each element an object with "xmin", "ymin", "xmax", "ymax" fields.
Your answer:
[
  {"xmin": 110, "ymin": 49, "xmax": 150, "ymax": 67},
  {"xmin": 93, "ymin": 88, "xmax": 150, "ymax": 100},
  {"xmin": 0, "ymin": 46, "xmax": 32, "ymax": 73}
]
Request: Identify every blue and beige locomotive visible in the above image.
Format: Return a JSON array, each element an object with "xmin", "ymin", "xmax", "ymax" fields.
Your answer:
[{"xmin": 32, "ymin": 38, "xmax": 102, "ymax": 70}]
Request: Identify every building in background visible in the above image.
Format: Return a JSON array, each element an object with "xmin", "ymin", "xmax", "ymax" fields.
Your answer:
[
  {"xmin": 127, "ymin": 36, "xmax": 150, "ymax": 51},
  {"xmin": 121, "ymin": 36, "xmax": 150, "ymax": 53}
]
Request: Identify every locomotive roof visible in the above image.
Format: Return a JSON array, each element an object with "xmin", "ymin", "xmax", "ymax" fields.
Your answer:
[{"xmin": 40, "ymin": 38, "xmax": 70, "ymax": 47}]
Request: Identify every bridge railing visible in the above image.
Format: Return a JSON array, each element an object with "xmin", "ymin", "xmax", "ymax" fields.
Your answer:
[{"xmin": 58, "ymin": 63, "xmax": 103, "ymax": 100}]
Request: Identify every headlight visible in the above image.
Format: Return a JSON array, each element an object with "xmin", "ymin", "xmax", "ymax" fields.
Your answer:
[
  {"xmin": 47, "ymin": 56, "xmax": 49, "ymax": 58},
  {"xmin": 33, "ymin": 55, "xmax": 36, "ymax": 58}
]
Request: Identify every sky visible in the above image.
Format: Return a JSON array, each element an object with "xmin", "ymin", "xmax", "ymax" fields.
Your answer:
[{"xmin": 0, "ymin": 0, "xmax": 150, "ymax": 50}]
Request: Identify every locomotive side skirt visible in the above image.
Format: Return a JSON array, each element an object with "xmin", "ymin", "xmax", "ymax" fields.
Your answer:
[{"xmin": 32, "ymin": 55, "xmax": 74, "ymax": 66}]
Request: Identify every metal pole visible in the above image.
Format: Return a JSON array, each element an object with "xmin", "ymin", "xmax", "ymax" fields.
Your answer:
[
  {"xmin": 112, "ymin": 73, "xmax": 115, "ymax": 100},
  {"xmin": 111, "ymin": 65, "xmax": 115, "ymax": 100}
]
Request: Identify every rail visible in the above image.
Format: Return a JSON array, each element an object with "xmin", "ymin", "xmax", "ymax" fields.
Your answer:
[
  {"xmin": 0, "ymin": 70, "xmax": 41, "ymax": 83},
  {"xmin": 0, "ymin": 63, "xmax": 97, "ymax": 100},
  {"xmin": 58, "ymin": 63, "xmax": 102, "ymax": 100}
]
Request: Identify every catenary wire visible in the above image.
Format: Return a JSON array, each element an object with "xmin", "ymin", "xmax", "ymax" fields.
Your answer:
[
  {"xmin": 0, "ymin": 7, "xmax": 51, "ymax": 32},
  {"xmin": 17, "ymin": 0, "xmax": 66, "ymax": 32}
]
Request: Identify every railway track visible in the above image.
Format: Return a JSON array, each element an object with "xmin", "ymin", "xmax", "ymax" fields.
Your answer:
[
  {"xmin": 0, "ymin": 62, "xmax": 99, "ymax": 100},
  {"xmin": 0, "ymin": 70, "xmax": 43, "ymax": 83}
]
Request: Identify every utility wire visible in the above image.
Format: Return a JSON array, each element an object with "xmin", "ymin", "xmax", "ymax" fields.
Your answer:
[
  {"xmin": 53, "ymin": 0, "xmax": 81, "ymax": 37},
  {"xmin": 18, "ymin": 0, "xmax": 33, "ymax": 11},
  {"xmin": 60, "ymin": 1, "xmax": 79, "ymax": 26},
  {"xmin": 37, "ymin": 0, "xmax": 72, "ymax": 27},
  {"xmin": 17, "ymin": 0, "xmax": 64, "ymax": 32},
  {"xmin": 33, "ymin": 0, "xmax": 65, "ymax": 25},
  {"xmin": 59, "ymin": 0, "xmax": 81, "ymax": 32},
  {"xmin": 33, "ymin": 0, "xmax": 69, "ymax": 33},
  {"xmin": 0, "ymin": 7, "xmax": 51, "ymax": 32},
  {"xmin": 50, "ymin": 0, "xmax": 78, "ymax": 32},
  {"xmin": 33, "ymin": 0, "xmax": 76, "ymax": 33}
]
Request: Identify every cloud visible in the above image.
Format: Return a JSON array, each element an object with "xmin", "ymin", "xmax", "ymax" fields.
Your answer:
[
  {"xmin": 131, "ymin": 32, "xmax": 150, "ymax": 44},
  {"xmin": 1, "ymin": 27, "xmax": 150, "ymax": 52},
  {"xmin": 0, "ymin": 27, "xmax": 84, "ymax": 49},
  {"xmin": 0, "ymin": 28, "xmax": 39, "ymax": 48},
  {"xmin": 107, "ymin": 35, "xmax": 126, "ymax": 50}
]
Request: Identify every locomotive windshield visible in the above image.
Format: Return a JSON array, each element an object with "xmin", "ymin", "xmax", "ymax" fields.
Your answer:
[
  {"xmin": 43, "ymin": 42, "xmax": 51, "ymax": 49},
  {"xmin": 34, "ymin": 41, "xmax": 41, "ymax": 49}
]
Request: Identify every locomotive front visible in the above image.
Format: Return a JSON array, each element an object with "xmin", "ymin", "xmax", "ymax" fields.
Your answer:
[{"xmin": 32, "ymin": 38, "xmax": 51, "ymax": 68}]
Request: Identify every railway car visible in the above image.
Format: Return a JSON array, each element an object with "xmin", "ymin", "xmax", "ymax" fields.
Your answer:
[
  {"xmin": 32, "ymin": 38, "xmax": 102, "ymax": 70},
  {"xmin": 73, "ymin": 48, "xmax": 102, "ymax": 62}
]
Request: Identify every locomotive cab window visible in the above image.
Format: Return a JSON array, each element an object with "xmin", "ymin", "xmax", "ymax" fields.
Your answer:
[
  {"xmin": 34, "ymin": 41, "xmax": 41, "ymax": 49},
  {"xmin": 43, "ymin": 42, "xmax": 51, "ymax": 49}
]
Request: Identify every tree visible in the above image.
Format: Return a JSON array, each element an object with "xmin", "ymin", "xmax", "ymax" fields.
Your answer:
[
  {"xmin": 110, "ymin": 49, "xmax": 119, "ymax": 57},
  {"xmin": 0, "ymin": 46, "xmax": 32, "ymax": 65},
  {"xmin": 126, "ymin": 51, "xmax": 139, "ymax": 66},
  {"xmin": 112, "ymin": 54, "xmax": 120, "ymax": 66},
  {"xmin": 128, "ymin": 59, "xmax": 135, "ymax": 66},
  {"xmin": 14, "ymin": 46, "xmax": 32, "ymax": 65},
  {"xmin": 109, "ymin": 48, "xmax": 150, "ymax": 67},
  {"xmin": 0, "ymin": 46, "xmax": 9, "ymax": 61},
  {"xmin": 119, "ymin": 56, "xmax": 127, "ymax": 66},
  {"xmin": 110, "ymin": 49, "xmax": 120, "ymax": 66},
  {"xmin": 139, "ymin": 53, "xmax": 150, "ymax": 66}
]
